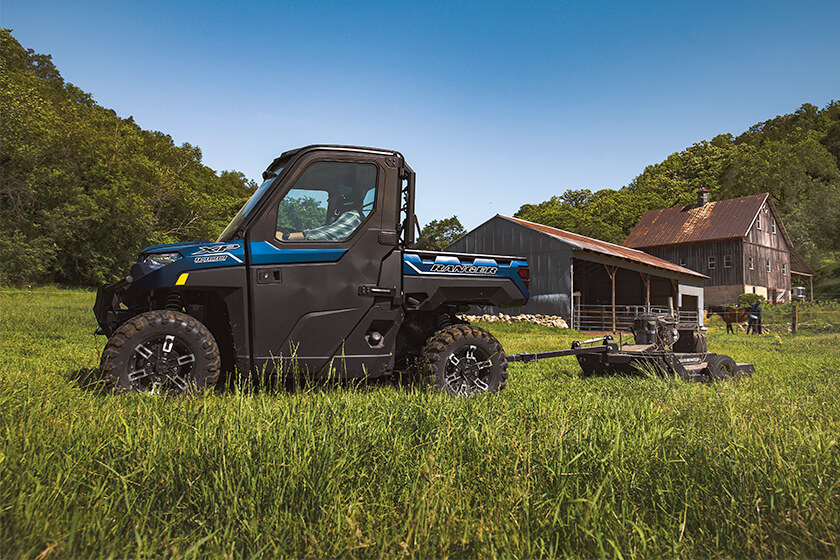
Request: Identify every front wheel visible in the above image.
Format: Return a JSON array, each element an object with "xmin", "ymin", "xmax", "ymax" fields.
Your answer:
[
  {"xmin": 419, "ymin": 325, "xmax": 508, "ymax": 396},
  {"xmin": 100, "ymin": 310, "xmax": 220, "ymax": 394}
]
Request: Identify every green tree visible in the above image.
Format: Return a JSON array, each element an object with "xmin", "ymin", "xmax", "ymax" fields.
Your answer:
[
  {"xmin": 276, "ymin": 196, "xmax": 327, "ymax": 231},
  {"xmin": 418, "ymin": 216, "xmax": 466, "ymax": 250},
  {"xmin": 0, "ymin": 30, "xmax": 253, "ymax": 285}
]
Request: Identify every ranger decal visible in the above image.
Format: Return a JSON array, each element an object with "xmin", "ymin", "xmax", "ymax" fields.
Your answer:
[{"xmin": 430, "ymin": 264, "xmax": 498, "ymax": 275}]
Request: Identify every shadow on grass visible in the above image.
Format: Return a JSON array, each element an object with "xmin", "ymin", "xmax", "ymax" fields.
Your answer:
[
  {"xmin": 218, "ymin": 367, "xmax": 424, "ymax": 396},
  {"xmin": 60, "ymin": 366, "xmax": 416, "ymax": 398},
  {"xmin": 65, "ymin": 367, "xmax": 112, "ymax": 393}
]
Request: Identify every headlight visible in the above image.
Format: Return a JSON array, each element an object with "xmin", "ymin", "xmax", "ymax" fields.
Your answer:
[{"xmin": 143, "ymin": 252, "xmax": 182, "ymax": 269}]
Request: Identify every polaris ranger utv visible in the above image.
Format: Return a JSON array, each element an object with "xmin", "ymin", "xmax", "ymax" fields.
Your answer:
[{"xmin": 95, "ymin": 145, "xmax": 530, "ymax": 395}]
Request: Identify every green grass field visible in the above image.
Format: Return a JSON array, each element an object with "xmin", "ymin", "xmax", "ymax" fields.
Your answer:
[{"xmin": 2, "ymin": 288, "xmax": 839, "ymax": 559}]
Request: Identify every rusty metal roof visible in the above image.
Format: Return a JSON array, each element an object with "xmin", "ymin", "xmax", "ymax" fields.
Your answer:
[
  {"xmin": 624, "ymin": 193, "xmax": 768, "ymax": 248},
  {"xmin": 500, "ymin": 215, "xmax": 708, "ymax": 279},
  {"xmin": 624, "ymin": 193, "xmax": 814, "ymax": 276}
]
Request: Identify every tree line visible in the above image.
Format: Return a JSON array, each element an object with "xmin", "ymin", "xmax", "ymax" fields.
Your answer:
[
  {"xmin": 0, "ymin": 30, "xmax": 253, "ymax": 285},
  {"xmin": 515, "ymin": 102, "xmax": 840, "ymax": 286},
  {"xmin": 3, "ymin": 29, "xmax": 838, "ymax": 289}
]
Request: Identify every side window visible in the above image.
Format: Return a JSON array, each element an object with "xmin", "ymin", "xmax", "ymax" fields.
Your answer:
[{"xmin": 275, "ymin": 161, "xmax": 377, "ymax": 242}]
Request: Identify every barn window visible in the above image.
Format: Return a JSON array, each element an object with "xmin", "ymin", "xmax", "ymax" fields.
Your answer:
[
  {"xmin": 756, "ymin": 214, "xmax": 762, "ymax": 230},
  {"xmin": 772, "ymin": 218, "xmax": 776, "ymax": 234},
  {"xmin": 748, "ymin": 257, "xmax": 754, "ymax": 270},
  {"xmin": 679, "ymin": 258, "xmax": 687, "ymax": 267},
  {"xmin": 708, "ymin": 256, "xmax": 716, "ymax": 270},
  {"xmin": 766, "ymin": 260, "xmax": 771, "ymax": 272},
  {"xmin": 724, "ymin": 255, "xmax": 732, "ymax": 268},
  {"xmin": 783, "ymin": 264, "xmax": 787, "ymax": 275}
]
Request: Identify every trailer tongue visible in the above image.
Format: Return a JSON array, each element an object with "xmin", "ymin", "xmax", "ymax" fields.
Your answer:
[{"xmin": 508, "ymin": 314, "xmax": 755, "ymax": 382}]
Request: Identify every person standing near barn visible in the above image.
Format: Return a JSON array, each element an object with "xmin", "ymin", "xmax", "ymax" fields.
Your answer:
[
  {"xmin": 747, "ymin": 302, "xmax": 757, "ymax": 334},
  {"xmin": 747, "ymin": 301, "xmax": 763, "ymax": 335}
]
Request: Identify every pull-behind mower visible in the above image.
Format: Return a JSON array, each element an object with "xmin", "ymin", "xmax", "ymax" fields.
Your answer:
[{"xmin": 509, "ymin": 314, "xmax": 754, "ymax": 381}]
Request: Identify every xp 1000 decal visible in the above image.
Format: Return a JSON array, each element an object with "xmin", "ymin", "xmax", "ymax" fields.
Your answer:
[{"xmin": 190, "ymin": 244, "xmax": 242, "ymax": 264}]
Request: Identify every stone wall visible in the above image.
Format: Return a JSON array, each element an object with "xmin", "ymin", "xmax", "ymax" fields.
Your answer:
[
  {"xmin": 704, "ymin": 284, "xmax": 746, "ymax": 306},
  {"xmin": 459, "ymin": 313, "xmax": 569, "ymax": 329}
]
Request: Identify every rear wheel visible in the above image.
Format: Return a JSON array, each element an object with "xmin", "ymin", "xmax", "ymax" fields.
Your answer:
[
  {"xmin": 705, "ymin": 353, "xmax": 736, "ymax": 381},
  {"xmin": 420, "ymin": 325, "xmax": 508, "ymax": 396},
  {"xmin": 101, "ymin": 310, "xmax": 220, "ymax": 394}
]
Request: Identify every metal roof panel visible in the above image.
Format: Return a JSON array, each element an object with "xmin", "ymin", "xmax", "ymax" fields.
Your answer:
[
  {"xmin": 624, "ymin": 193, "xmax": 769, "ymax": 248},
  {"xmin": 500, "ymin": 215, "xmax": 708, "ymax": 279}
]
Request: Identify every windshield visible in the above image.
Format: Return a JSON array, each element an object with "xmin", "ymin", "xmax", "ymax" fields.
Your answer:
[{"xmin": 217, "ymin": 172, "xmax": 281, "ymax": 241}]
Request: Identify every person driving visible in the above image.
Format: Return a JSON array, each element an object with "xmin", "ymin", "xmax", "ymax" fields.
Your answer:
[
  {"xmin": 280, "ymin": 184, "xmax": 366, "ymax": 241},
  {"xmin": 282, "ymin": 208, "xmax": 364, "ymax": 241}
]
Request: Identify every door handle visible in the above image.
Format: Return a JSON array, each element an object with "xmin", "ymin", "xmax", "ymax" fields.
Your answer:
[
  {"xmin": 359, "ymin": 285, "xmax": 396, "ymax": 297},
  {"xmin": 257, "ymin": 268, "xmax": 282, "ymax": 284},
  {"xmin": 378, "ymin": 231, "xmax": 398, "ymax": 246}
]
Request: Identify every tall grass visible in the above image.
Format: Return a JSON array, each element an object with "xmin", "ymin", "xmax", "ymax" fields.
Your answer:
[{"xmin": 1, "ymin": 288, "xmax": 839, "ymax": 558}]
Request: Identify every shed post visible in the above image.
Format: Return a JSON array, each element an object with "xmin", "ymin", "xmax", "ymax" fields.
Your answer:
[
  {"xmin": 641, "ymin": 272, "xmax": 651, "ymax": 310},
  {"xmin": 670, "ymin": 279, "xmax": 679, "ymax": 320},
  {"xmin": 570, "ymin": 259, "xmax": 575, "ymax": 329},
  {"xmin": 604, "ymin": 264, "xmax": 617, "ymax": 332}
]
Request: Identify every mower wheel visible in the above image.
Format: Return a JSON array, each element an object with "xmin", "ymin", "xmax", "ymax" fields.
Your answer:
[
  {"xmin": 420, "ymin": 324, "xmax": 508, "ymax": 396},
  {"xmin": 101, "ymin": 310, "xmax": 220, "ymax": 395},
  {"xmin": 705, "ymin": 353, "xmax": 736, "ymax": 381}
]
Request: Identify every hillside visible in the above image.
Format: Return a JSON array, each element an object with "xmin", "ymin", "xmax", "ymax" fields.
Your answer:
[
  {"xmin": 0, "ymin": 30, "xmax": 253, "ymax": 285},
  {"xmin": 515, "ymin": 102, "xmax": 840, "ymax": 290}
]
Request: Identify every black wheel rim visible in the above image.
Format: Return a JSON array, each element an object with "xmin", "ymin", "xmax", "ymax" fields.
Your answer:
[
  {"xmin": 443, "ymin": 344, "xmax": 494, "ymax": 396},
  {"xmin": 127, "ymin": 334, "xmax": 196, "ymax": 394}
]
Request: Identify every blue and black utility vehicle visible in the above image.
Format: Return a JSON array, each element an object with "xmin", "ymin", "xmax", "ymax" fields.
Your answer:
[{"xmin": 94, "ymin": 145, "xmax": 531, "ymax": 395}]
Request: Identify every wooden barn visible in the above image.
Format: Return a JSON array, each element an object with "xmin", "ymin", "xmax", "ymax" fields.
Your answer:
[
  {"xmin": 624, "ymin": 190, "xmax": 814, "ymax": 305},
  {"xmin": 447, "ymin": 215, "xmax": 708, "ymax": 331}
]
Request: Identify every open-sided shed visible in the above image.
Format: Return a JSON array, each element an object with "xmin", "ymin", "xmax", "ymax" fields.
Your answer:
[{"xmin": 447, "ymin": 215, "xmax": 709, "ymax": 330}]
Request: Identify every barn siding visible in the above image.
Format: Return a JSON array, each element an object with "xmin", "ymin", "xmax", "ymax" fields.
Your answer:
[
  {"xmin": 746, "ymin": 202, "xmax": 789, "ymax": 250},
  {"xmin": 643, "ymin": 240, "xmax": 743, "ymax": 286},
  {"xmin": 447, "ymin": 218, "xmax": 574, "ymax": 317},
  {"xmin": 743, "ymin": 243, "xmax": 791, "ymax": 296}
]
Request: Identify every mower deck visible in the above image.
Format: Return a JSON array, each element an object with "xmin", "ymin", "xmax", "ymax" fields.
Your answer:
[{"xmin": 508, "ymin": 337, "xmax": 755, "ymax": 382}]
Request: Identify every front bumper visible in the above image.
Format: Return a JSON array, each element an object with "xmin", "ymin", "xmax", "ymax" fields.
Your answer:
[{"xmin": 93, "ymin": 277, "xmax": 131, "ymax": 336}]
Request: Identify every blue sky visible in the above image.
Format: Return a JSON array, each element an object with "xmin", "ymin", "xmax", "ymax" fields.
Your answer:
[{"xmin": 4, "ymin": 0, "xmax": 839, "ymax": 230}]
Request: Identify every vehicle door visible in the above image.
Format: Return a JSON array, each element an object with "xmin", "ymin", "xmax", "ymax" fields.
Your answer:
[{"xmin": 246, "ymin": 150, "xmax": 403, "ymax": 379}]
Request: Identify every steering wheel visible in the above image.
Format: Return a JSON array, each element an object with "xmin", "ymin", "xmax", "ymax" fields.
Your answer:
[{"xmin": 276, "ymin": 227, "xmax": 296, "ymax": 240}]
